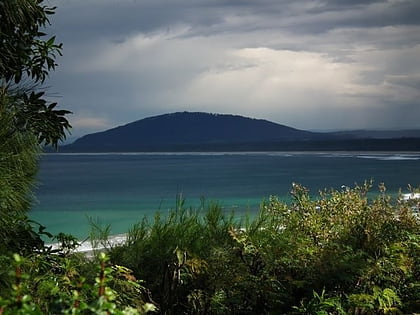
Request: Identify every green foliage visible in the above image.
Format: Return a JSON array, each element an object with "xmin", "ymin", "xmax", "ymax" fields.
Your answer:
[
  {"xmin": 348, "ymin": 287, "xmax": 403, "ymax": 314},
  {"xmin": 0, "ymin": 91, "xmax": 46, "ymax": 255},
  {"xmin": 255, "ymin": 182, "xmax": 419, "ymax": 313},
  {"xmin": 11, "ymin": 90, "xmax": 72, "ymax": 148},
  {"xmin": 0, "ymin": 0, "xmax": 60, "ymax": 83},
  {"xmin": 86, "ymin": 216, "xmax": 114, "ymax": 260},
  {"xmin": 0, "ymin": 92, "xmax": 39, "ymax": 215},
  {"xmin": 1, "ymin": 0, "xmax": 72, "ymax": 290},
  {"xmin": 293, "ymin": 289, "xmax": 346, "ymax": 315},
  {"xmin": 108, "ymin": 183, "xmax": 420, "ymax": 314},
  {"xmin": 1, "ymin": 0, "xmax": 72, "ymax": 258},
  {"xmin": 0, "ymin": 0, "xmax": 71, "ymax": 147},
  {"xmin": 109, "ymin": 200, "xmax": 242, "ymax": 314},
  {"xmin": 0, "ymin": 252, "xmax": 156, "ymax": 314}
]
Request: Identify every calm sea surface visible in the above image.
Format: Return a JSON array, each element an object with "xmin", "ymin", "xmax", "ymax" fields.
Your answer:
[{"xmin": 30, "ymin": 152, "xmax": 420, "ymax": 238}]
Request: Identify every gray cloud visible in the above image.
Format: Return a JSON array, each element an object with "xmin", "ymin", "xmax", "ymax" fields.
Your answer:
[
  {"xmin": 53, "ymin": 0, "xmax": 420, "ymax": 42},
  {"xmin": 46, "ymin": 0, "xmax": 420, "ymax": 139}
]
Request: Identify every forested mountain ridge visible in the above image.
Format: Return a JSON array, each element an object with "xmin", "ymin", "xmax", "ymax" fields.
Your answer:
[
  {"xmin": 63, "ymin": 112, "xmax": 420, "ymax": 152},
  {"xmin": 65, "ymin": 112, "xmax": 326, "ymax": 151}
]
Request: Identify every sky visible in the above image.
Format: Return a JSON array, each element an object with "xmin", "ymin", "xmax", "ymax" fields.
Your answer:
[{"xmin": 46, "ymin": 0, "xmax": 420, "ymax": 140}]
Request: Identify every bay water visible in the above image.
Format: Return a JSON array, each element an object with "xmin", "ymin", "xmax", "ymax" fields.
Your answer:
[{"xmin": 30, "ymin": 152, "xmax": 420, "ymax": 239}]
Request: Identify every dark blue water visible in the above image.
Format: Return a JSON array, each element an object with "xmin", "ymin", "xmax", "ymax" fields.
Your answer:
[{"xmin": 30, "ymin": 152, "xmax": 420, "ymax": 238}]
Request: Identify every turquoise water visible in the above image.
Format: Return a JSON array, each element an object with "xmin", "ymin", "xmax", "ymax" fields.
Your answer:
[{"xmin": 30, "ymin": 152, "xmax": 420, "ymax": 238}]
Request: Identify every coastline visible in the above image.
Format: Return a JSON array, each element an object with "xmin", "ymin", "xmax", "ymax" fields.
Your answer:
[{"xmin": 49, "ymin": 234, "xmax": 128, "ymax": 258}]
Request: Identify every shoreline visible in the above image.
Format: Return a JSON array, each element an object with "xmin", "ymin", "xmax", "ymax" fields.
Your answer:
[{"xmin": 48, "ymin": 234, "xmax": 128, "ymax": 258}]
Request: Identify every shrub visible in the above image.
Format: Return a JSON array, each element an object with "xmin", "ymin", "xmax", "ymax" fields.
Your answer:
[
  {"xmin": 109, "ymin": 183, "xmax": 420, "ymax": 314},
  {"xmin": 0, "ymin": 253, "xmax": 156, "ymax": 314}
]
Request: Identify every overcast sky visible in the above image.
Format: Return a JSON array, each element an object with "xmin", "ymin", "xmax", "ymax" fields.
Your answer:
[{"xmin": 46, "ymin": 0, "xmax": 420, "ymax": 139}]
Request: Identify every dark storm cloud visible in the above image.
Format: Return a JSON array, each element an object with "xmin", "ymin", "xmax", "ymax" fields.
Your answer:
[
  {"xmin": 51, "ymin": 1, "xmax": 225, "ymax": 42},
  {"xmin": 52, "ymin": 0, "xmax": 420, "ymax": 41}
]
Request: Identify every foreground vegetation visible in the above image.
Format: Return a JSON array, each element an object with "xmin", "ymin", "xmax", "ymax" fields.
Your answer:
[
  {"xmin": 1, "ymin": 183, "xmax": 420, "ymax": 314},
  {"xmin": 109, "ymin": 183, "xmax": 420, "ymax": 314}
]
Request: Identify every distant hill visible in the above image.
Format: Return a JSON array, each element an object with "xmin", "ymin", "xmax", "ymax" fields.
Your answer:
[
  {"xmin": 64, "ymin": 112, "xmax": 326, "ymax": 151},
  {"xmin": 330, "ymin": 130, "xmax": 420, "ymax": 139},
  {"xmin": 62, "ymin": 112, "xmax": 420, "ymax": 152}
]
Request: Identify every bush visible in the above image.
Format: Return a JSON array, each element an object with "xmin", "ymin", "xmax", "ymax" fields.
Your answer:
[
  {"xmin": 0, "ymin": 252, "xmax": 156, "ymax": 314},
  {"xmin": 109, "ymin": 183, "xmax": 420, "ymax": 314}
]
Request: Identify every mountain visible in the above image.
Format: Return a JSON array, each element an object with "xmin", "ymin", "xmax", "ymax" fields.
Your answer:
[
  {"xmin": 64, "ymin": 112, "xmax": 328, "ymax": 152},
  {"xmin": 62, "ymin": 112, "xmax": 420, "ymax": 152}
]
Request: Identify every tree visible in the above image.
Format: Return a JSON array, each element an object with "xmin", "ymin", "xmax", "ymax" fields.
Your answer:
[
  {"xmin": 0, "ymin": 0, "xmax": 71, "ymax": 147},
  {"xmin": 0, "ymin": 91, "xmax": 41, "ymax": 254},
  {"xmin": 0, "ymin": 0, "xmax": 71, "ymax": 253}
]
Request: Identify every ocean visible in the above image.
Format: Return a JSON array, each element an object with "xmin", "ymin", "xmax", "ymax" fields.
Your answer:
[{"xmin": 30, "ymin": 152, "xmax": 420, "ymax": 239}]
